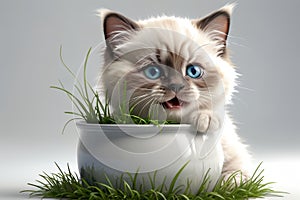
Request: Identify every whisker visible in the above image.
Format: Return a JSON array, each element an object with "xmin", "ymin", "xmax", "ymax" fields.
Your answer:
[
  {"xmin": 137, "ymin": 98, "xmax": 156, "ymax": 117},
  {"xmin": 236, "ymin": 85, "xmax": 254, "ymax": 92},
  {"xmin": 131, "ymin": 87, "xmax": 161, "ymax": 92},
  {"xmin": 129, "ymin": 93, "xmax": 158, "ymax": 109},
  {"xmin": 130, "ymin": 92, "xmax": 158, "ymax": 102},
  {"xmin": 129, "ymin": 92, "xmax": 163, "ymax": 117}
]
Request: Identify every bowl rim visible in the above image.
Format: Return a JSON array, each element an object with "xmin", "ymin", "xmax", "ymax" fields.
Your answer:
[{"xmin": 75, "ymin": 120, "xmax": 192, "ymax": 128}]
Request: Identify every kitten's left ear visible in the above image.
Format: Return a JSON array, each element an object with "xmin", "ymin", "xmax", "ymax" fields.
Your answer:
[
  {"xmin": 99, "ymin": 9, "xmax": 139, "ymax": 52},
  {"xmin": 193, "ymin": 4, "xmax": 235, "ymax": 57}
]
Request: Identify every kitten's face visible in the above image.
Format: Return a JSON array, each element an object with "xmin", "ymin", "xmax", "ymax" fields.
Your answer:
[{"xmin": 100, "ymin": 6, "xmax": 237, "ymax": 122}]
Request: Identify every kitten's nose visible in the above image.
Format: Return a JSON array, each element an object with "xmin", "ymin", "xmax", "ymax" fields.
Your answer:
[{"xmin": 169, "ymin": 83, "xmax": 184, "ymax": 93}]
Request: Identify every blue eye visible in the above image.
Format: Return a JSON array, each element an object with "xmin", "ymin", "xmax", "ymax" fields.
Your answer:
[
  {"xmin": 186, "ymin": 65, "xmax": 203, "ymax": 78},
  {"xmin": 143, "ymin": 65, "xmax": 162, "ymax": 80}
]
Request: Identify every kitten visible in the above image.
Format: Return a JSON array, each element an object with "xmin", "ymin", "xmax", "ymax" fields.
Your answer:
[{"xmin": 98, "ymin": 5, "xmax": 251, "ymax": 180}]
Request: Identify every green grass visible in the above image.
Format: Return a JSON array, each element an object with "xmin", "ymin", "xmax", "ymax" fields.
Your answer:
[
  {"xmin": 22, "ymin": 162, "xmax": 284, "ymax": 200},
  {"xmin": 51, "ymin": 47, "xmax": 113, "ymax": 127}
]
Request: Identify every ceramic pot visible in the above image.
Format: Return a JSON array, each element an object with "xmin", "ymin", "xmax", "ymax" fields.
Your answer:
[{"xmin": 76, "ymin": 120, "xmax": 223, "ymax": 193}]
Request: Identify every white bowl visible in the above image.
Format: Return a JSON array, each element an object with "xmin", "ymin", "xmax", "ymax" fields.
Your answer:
[{"xmin": 76, "ymin": 120, "xmax": 223, "ymax": 193}]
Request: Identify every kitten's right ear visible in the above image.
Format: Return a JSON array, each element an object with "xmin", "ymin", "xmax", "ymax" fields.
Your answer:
[
  {"xmin": 193, "ymin": 4, "xmax": 235, "ymax": 57},
  {"xmin": 99, "ymin": 9, "xmax": 139, "ymax": 50}
]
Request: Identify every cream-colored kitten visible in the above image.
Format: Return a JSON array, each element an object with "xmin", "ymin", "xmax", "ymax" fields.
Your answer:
[{"xmin": 99, "ymin": 5, "xmax": 251, "ymax": 180}]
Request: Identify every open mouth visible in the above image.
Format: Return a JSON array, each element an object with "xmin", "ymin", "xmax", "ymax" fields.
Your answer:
[{"xmin": 162, "ymin": 97, "xmax": 184, "ymax": 110}]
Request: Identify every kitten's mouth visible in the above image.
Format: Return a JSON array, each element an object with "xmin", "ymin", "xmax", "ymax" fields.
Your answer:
[{"xmin": 162, "ymin": 97, "xmax": 184, "ymax": 110}]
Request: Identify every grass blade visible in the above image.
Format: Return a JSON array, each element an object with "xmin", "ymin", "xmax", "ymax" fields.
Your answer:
[
  {"xmin": 167, "ymin": 161, "xmax": 189, "ymax": 196},
  {"xmin": 83, "ymin": 48, "xmax": 92, "ymax": 102},
  {"xmin": 59, "ymin": 45, "xmax": 84, "ymax": 94}
]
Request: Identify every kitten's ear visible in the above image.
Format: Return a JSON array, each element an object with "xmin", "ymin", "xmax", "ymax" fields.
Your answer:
[
  {"xmin": 99, "ymin": 9, "xmax": 139, "ymax": 50},
  {"xmin": 193, "ymin": 4, "xmax": 234, "ymax": 57}
]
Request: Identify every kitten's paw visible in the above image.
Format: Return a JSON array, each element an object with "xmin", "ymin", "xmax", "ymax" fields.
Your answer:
[
  {"xmin": 197, "ymin": 113, "xmax": 210, "ymax": 133},
  {"xmin": 194, "ymin": 112, "xmax": 220, "ymax": 133}
]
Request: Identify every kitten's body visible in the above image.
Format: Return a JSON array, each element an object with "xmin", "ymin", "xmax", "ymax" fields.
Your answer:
[{"xmin": 99, "ymin": 5, "xmax": 251, "ymax": 180}]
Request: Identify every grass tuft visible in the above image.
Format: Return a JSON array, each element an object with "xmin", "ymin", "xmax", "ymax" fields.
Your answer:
[{"xmin": 22, "ymin": 162, "xmax": 285, "ymax": 200}]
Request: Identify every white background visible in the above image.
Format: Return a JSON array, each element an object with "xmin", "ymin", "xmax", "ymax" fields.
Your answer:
[{"xmin": 1, "ymin": 0, "xmax": 299, "ymax": 199}]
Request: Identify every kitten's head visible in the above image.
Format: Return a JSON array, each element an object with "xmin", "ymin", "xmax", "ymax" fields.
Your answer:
[{"xmin": 99, "ymin": 5, "xmax": 237, "ymax": 122}]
